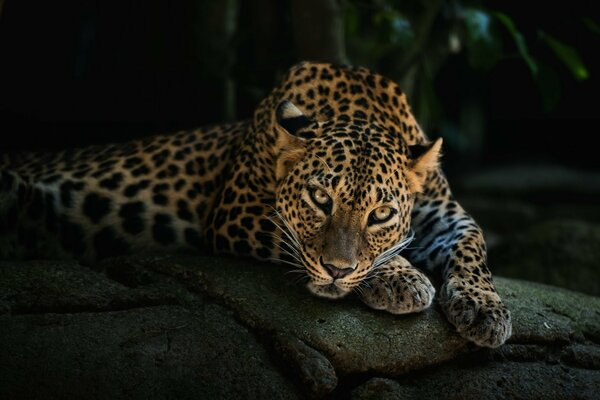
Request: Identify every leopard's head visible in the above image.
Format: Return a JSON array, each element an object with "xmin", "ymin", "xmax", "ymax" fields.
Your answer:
[{"xmin": 272, "ymin": 100, "xmax": 442, "ymax": 298}]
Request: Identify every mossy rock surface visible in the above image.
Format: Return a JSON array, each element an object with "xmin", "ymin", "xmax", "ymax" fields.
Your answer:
[{"xmin": 1, "ymin": 256, "xmax": 599, "ymax": 399}]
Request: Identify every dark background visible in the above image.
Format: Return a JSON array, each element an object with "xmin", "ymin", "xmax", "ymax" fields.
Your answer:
[{"xmin": 1, "ymin": 0, "xmax": 599, "ymax": 174}]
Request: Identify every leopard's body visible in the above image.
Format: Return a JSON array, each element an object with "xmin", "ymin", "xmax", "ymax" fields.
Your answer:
[{"xmin": 0, "ymin": 62, "xmax": 511, "ymax": 347}]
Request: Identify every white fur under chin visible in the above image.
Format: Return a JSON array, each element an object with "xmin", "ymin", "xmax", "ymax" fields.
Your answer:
[{"xmin": 306, "ymin": 281, "xmax": 351, "ymax": 299}]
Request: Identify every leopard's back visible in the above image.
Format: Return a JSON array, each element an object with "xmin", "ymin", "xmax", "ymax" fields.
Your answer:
[{"xmin": 0, "ymin": 121, "xmax": 248, "ymax": 261}]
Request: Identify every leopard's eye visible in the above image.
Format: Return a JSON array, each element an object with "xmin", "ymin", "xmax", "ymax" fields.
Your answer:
[
  {"xmin": 368, "ymin": 206, "xmax": 396, "ymax": 225},
  {"xmin": 309, "ymin": 187, "xmax": 332, "ymax": 213}
]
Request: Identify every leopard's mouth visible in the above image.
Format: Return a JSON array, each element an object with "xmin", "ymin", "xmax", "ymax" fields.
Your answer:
[{"xmin": 306, "ymin": 280, "xmax": 352, "ymax": 299}]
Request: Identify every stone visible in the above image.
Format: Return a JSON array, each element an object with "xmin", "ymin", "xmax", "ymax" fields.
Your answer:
[
  {"xmin": 274, "ymin": 333, "xmax": 338, "ymax": 398},
  {"xmin": 458, "ymin": 164, "xmax": 600, "ymax": 199},
  {"xmin": 1, "ymin": 255, "xmax": 599, "ymax": 399},
  {"xmin": 489, "ymin": 219, "xmax": 600, "ymax": 296},
  {"xmin": 0, "ymin": 260, "xmax": 299, "ymax": 400},
  {"xmin": 456, "ymin": 195, "xmax": 538, "ymax": 235},
  {"xmin": 351, "ymin": 378, "xmax": 410, "ymax": 399}
]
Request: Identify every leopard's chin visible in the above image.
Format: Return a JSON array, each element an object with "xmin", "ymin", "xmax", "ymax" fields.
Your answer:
[{"xmin": 306, "ymin": 281, "xmax": 352, "ymax": 299}]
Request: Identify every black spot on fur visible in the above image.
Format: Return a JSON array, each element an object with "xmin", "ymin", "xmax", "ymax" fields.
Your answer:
[
  {"xmin": 124, "ymin": 156, "xmax": 143, "ymax": 168},
  {"xmin": 246, "ymin": 206, "xmax": 263, "ymax": 216},
  {"xmin": 123, "ymin": 180, "xmax": 150, "ymax": 197},
  {"xmin": 240, "ymin": 217, "xmax": 254, "ymax": 230},
  {"xmin": 229, "ymin": 207, "xmax": 242, "ymax": 221},
  {"xmin": 152, "ymin": 213, "xmax": 176, "ymax": 245},
  {"xmin": 227, "ymin": 224, "xmax": 248, "ymax": 239},
  {"xmin": 223, "ymin": 188, "xmax": 236, "ymax": 205},
  {"xmin": 174, "ymin": 178, "xmax": 185, "ymax": 190},
  {"xmin": 60, "ymin": 180, "xmax": 84, "ymax": 208},
  {"xmin": 119, "ymin": 201, "xmax": 146, "ymax": 235},
  {"xmin": 259, "ymin": 218, "xmax": 276, "ymax": 232},
  {"xmin": 82, "ymin": 193, "xmax": 112, "ymax": 224},
  {"xmin": 131, "ymin": 165, "xmax": 150, "ymax": 177},
  {"xmin": 233, "ymin": 240, "xmax": 252, "ymax": 254},
  {"xmin": 153, "ymin": 194, "xmax": 168, "ymax": 206},
  {"xmin": 99, "ymin": 173, "xmax": 124, "ymax": 190},
  {"xmin": 177, "ymin": 200, "xmax": 194, "ymax": 222},
  {"xmin": 196, "ymin": 202, "xmax": 207, "ymax": 219},
  {"xmin": 185, "ymin": 161, "xmax": 196, "ymax": 175},
  {"xmin": 184, "ymin": 227, "xmax": 202, "ymax": 248},
  {"xmin": 151, "ymin": 149, "xmax": 170, "ymax": 168},
  {"xmin": 255, "ymin": 231, "xmax": 273, "ymax": 248},
  {"xmin": 153, "ymin": 183, "xmax": 170, "ymax": 193}
]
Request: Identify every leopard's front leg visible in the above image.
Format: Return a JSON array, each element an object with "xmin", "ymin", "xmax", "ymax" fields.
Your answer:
[
  {"xmin": 359, "ymin": 255, "xmax": 435, "ymax": 315},
  {"xmin": 407, "ymin": 170, "xmax": 512, "ymax": 348}
]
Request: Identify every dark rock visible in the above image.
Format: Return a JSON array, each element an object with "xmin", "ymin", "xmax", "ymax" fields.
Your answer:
[
  {"xmin": 0, "ymin": 259, "xmax": 191, "ymax": 314},
  {"xmin": 458, "ymin": 164, "xmax": 600, "ymax": 200},
  {"xmin": 457, "ymin": 195, "xmax": 538, "ymax": 235},
  {"xmin": 1, "ymin": 255, "xmax": 600, "ymax": 399},
  {"xmin": 0, "ymin": 305, "xmax": 299, "ymax": 400},
  {"xmin": 274, "ymin": 333, "xmax": 338, "ymax": 398},
  {"xmin": 138, "ymin": 255, "xmax": 472, "ymax": 376},
  {"xmin": 353, "ymin": 360, "xmax": 599, "ymax": 400},
  {"xmin": 351, "ymin": 378, "xmax": 410, "ymax": 399},
  {"xmin": 489, "ymin": 219, "xmax": 600, "ymax": 296},
  {"xmin": 561, "ymin": 344, "xmax": 600, "ymax": 370}
]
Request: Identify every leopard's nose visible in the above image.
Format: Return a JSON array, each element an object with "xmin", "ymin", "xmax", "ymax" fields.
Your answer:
[
  {"xmin": 323, "ymin": 264, "xmax": 353, "ymax": 279},
  {"xmin": 320, "ymin": 258, "xmax": 355, "ymax": 279}
]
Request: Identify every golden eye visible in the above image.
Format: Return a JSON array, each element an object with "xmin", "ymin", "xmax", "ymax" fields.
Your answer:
[
  {"xmin": 309, "ymin": 187, "xmax": 332, "ymax": 213},
  {"xmin": 311, "ymin": 188, "xmax": 330, "ymax": 205},
  {"xmin": 368, "ymin": 206, "xmax": 396, "ymax": 225}
]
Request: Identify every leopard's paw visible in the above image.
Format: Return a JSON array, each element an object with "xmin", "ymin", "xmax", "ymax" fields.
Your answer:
[
  {"xmin": 360, "ymin": 264, "xmax": 435, "ymax": 315},
  {"xmin": 440, "ymin": 281, "xmax": 512, "ymax": 348}
]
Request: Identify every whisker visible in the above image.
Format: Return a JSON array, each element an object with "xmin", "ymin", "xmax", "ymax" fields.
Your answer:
[
  {"xmin": 269, "ymin": 257, "xmax": 304, "ymax": 269},
  {"xmin": 284, "ymin": 269, "xmax": 307, "ymax": 276},
  {"xmin": 266, "ymin": 215, "xmax": 301, "ymax": 248},
  {"xmin": 373, "ymin": 230, "xmax": 415, "ymax": 267},
  {"xmin": 268, "ymin": 236, "xmax": 302, "ymax": 259},
  {"xmin": 266, "ymin": 207, "xmax": 303, "ymax": 250},
  {"xmin": 315, "ymin": 155, "xmax": 333, "ymax": 175}
]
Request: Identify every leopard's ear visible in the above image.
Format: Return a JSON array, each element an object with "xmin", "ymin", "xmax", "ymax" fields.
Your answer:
[
  {"xmin": 406, "ymin": 138, "xmax": 443, "ymax": 193},
  {"xmin": 275, "ymin": 100, "xmax": 315, "ymax": 136},
  {"xmin": 273, "ymin": 100, "xmax": 314, "ymax": 180}
]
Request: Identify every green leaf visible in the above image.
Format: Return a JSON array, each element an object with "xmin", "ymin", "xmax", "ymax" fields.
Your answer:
[
  {"xmin": 539, "ymin": 31, "xmax": 589, "ymax": 81},
  {"xmin": 373, "ymin": 9, "xmax": 413, "ymax": 46},
  {"xmin": 493, "ymin": 12, "xmax": 538, "ymax": 76},
  {"xmin": 463, "ymin": 8, "xmax": 502, "ymax": 69},
  {"xmin": 464, "ymin": 9, "xmax": 493, "ymax": 42},
  {"xmin": 582, "ymin": 17, "xmax": 600, "ymax": 35}
]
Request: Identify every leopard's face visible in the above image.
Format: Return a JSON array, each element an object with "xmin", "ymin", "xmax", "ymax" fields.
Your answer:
[{"xmin": 274, "ymin": 121, "xmax": 416, "ymax": 299}]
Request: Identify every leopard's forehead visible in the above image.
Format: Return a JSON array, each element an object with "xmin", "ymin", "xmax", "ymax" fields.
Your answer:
[{"xmin": 288, "ymin": 123, "xmax": 412, "ymax": 209}]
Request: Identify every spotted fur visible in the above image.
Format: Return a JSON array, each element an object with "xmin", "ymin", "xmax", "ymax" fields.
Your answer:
[{"xmin": 0, "ymin": 62, "xmax": 511, "ymax": 347}]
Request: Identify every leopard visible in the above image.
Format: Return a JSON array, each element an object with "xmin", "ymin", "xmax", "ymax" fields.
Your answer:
[{"xmin": 0, "ymin": 61, "xmax": 511, "ymax": 348}]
